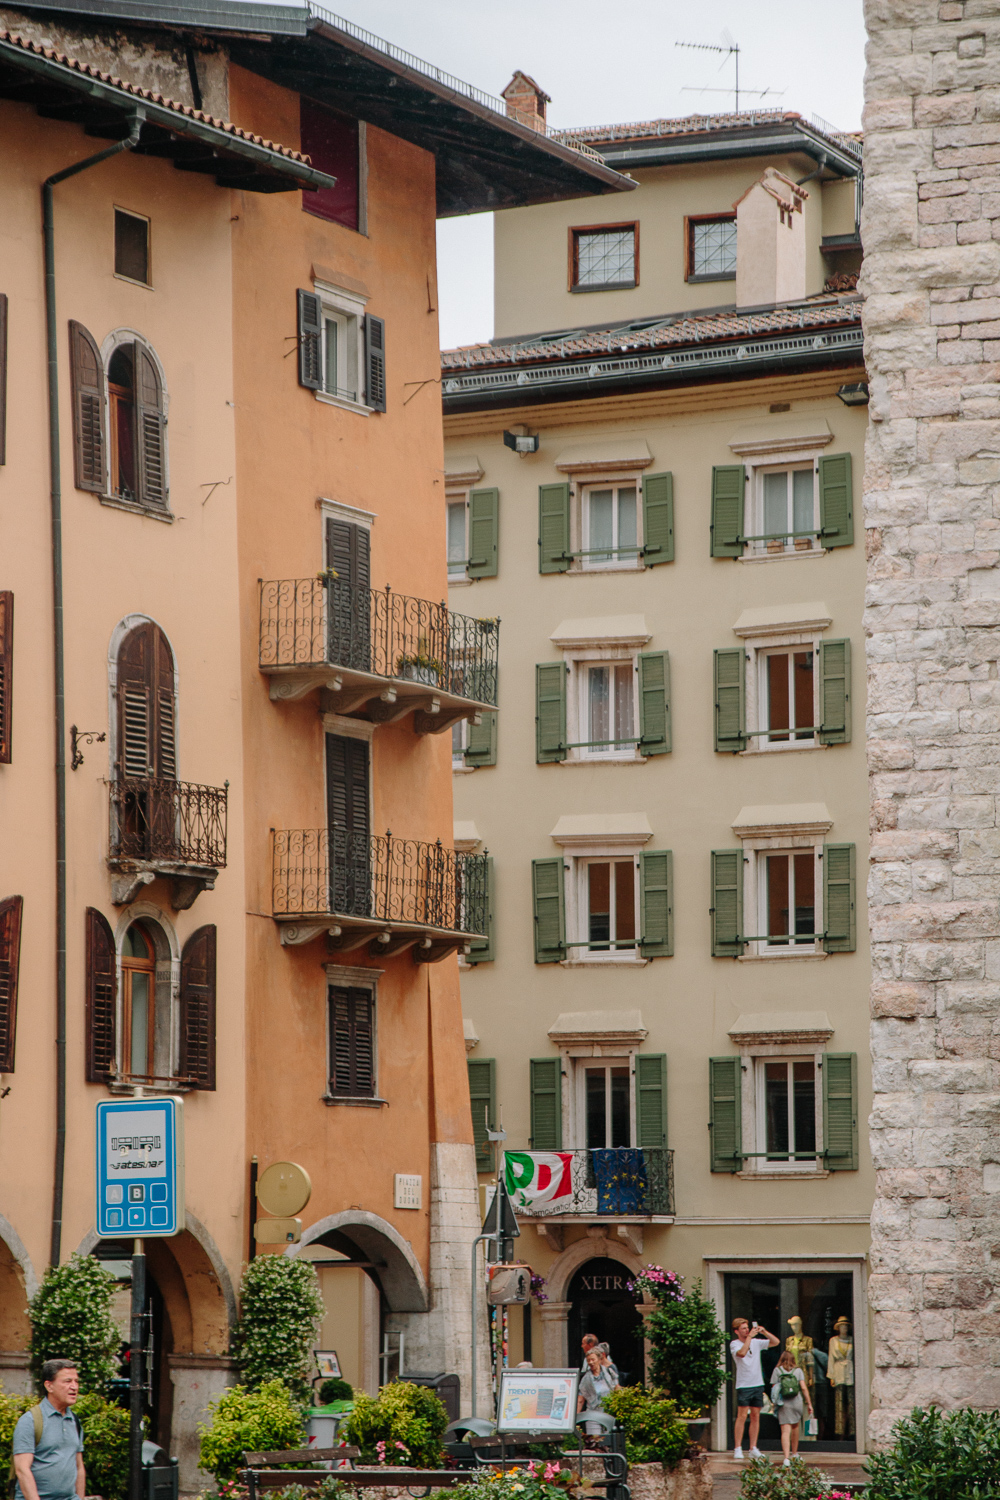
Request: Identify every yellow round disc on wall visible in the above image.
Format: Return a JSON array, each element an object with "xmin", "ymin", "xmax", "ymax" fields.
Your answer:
[{"xmin": 256, "ymin": 1160, "xmax": 312, "ymax": 1216}]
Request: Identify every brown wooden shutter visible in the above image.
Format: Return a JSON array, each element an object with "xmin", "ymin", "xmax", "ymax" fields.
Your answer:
[
  {"xmin": 325, "ymin": 518, "xmax": 370, "ymax": 591},
  {"xmin": 0, "ymin": 293, "xmax": 8, "ymax": 466},
  {"xmin": 365, "ymin": 315, "xmax": 386, "ymax": 412},
  {"xmin": 117, "ymin": 623, "xmax": 176, "ymax": 780},
  {"xmin": 179, "ymin": 925, "xmax": 216, "ymax": 1089},
  {"xmin": 69, "ymin": 321, "xmax": 106, "ymax": 493},
  {"xmin": 85, "ymin": 907, "xmax": 117, "ymax": 1082},
  {"xmin": 0, "ymin": 895, "xmax": 23, "ymax": 1073},
  {"xmin": 329, "ymin": 985, "xmax": 374, "ymax": 1096},
  {"xmin": 134, "ymin": 344, "xmax": 166, "ymax": 509},
  {"xmin": 297, "ymin": 289, "xmax": 322, "ymax": 389},
  {"xmin": 0, "ymin": 591, "xmax": 12, "ymax": 765},
  {"xmin": 326, "ymin": 734, "xmax": 370, "ymax": 841}
]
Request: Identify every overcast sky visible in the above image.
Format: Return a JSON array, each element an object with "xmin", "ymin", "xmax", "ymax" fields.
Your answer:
[{"xmin": 326, "ymin": 0, "xmax": 867, "ymax": 347}]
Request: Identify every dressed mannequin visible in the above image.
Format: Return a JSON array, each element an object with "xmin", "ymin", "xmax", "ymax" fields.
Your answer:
[
  {"xmin": 785, "ymin": 1316, "xmax": 816, "ymax": 1408},
  {"xmin": 827, "ymin": 1316, "xmax": 855, "ymax": 1439}
]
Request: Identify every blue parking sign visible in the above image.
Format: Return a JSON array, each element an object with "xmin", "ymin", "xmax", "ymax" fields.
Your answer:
[{"xmin": 96, "ymin": 1098, "xmax": 185, "ymax": 1237}]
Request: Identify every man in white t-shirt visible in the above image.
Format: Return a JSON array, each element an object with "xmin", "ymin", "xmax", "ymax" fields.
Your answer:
[{"xmin": 729, "ymin": 1317, "xmax": 780, "ymax": 1459}]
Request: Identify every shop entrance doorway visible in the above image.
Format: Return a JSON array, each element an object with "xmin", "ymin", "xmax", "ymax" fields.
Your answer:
[
  {"xmin": 567, "ymin": 1258, "xmax": 643, "ymax": 1386},
  {"xmin": 724, "ymin": 1271, "xmax": 855, "ymax": 1452}
]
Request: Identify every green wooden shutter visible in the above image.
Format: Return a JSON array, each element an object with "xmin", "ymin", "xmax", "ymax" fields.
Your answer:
[
  {"xmin": 640, "ymin": 850, "xmax": 673, "ymax": 958},
  {"xmin": 642, "ymin": 472, "xmax": 674, "ymax": 565},
  {"xmin": 709, "ymin": 1057, "xmax": 742, "ymax": 1172},
  {"xmin": 530, "ymin": 1058, "xmax": 562, "ymax": 1149},
  {"xmin": 711, "ymin": 850, "xmax": 744, "ymax": 957},
  {"xmin": 818, "ymin": 453, "xmax": 853, "ymax": 548},
  {"xmin": 466, "ymin": 857, "xmax": 495, "ymax": 964},
  {"xmin": 532, "ymin": 857, "xmax": 565, "ymax": 964},
  {"xmin": 823, "ymin": 843, "xmax": 856, "ymax": 953},
  {"xmin": 818, "ymin": 638, "xmax": 851, "ymax": 745},
  {"xmin": 465, "ymin": 713, "xmax": 497, "ymax": 767},
  {"xmin": 635, "ymin": 1053, "xmax": 667, "ymax": 1147},
  {"xmin": 714, "ymin": 648, "xmax": 746, "ymax": 752},
  {"xmin": 535, "ymin": 662, "xmax": 566, "ymax": 763},
  {"xmin": 467, "ymin": 487, "xmax": 499, "ymax": 579},
  {"xmin": 638, "ymin": 651, "xmax": 671, "ymax": 755},
  {"xmin": 823, "ymin": 1052, "xmax": 858, "ymax": 1170},
  {"xmin": 710, "ymin": 464, "xmax": 745, "ymax": 557},
  {"xmin": 538, "ymin": 483, "xmax": 571, "ymax": 573},
  {"xmin": 467, "ymin": 1057, "xmax": 496, "ymax": 1170}
]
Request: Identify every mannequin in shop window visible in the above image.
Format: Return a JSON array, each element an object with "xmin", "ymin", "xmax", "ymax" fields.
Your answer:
[
  {"xmin": 827, "ymin": 1316, "xmax": 854, "ymax": 1439},
  {"xmin": 785, "ymin": 1316, "xmax": 816, "ymax": 1409}
]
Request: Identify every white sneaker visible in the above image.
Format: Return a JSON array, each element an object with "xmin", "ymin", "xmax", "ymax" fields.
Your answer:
[
  {"xmin": 783, "ymin": 1459, "xmax": 791, "ymax": 1467},
  {"xmin": 749, "ymin": 1448, "xmax": 764, "ymax": 1458},
  {"xmin": 732, "ymin": 1447, "xmax": 744, "ymax": 1460}
]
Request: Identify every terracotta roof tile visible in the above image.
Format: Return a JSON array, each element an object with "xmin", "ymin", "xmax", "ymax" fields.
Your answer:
[
  {"xmin": 0, "ymin": 29, "xmax": 313, "ymax": 164},
  {"xmin": 440, "ymin": 297, "xmax": 863, "ymax": 372}
]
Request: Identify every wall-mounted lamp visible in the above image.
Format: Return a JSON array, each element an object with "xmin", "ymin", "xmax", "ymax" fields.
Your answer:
[
  {"xmin": 836, "ymin": 382, "xmax": 869, "ymax": 407},
  {"xmin": 503, "ymin": 429, "xmax": 540, "ymax": 454}
]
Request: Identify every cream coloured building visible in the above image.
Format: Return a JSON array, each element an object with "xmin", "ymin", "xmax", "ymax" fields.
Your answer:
[{"xmin": 445, "ymin": 93, "xmax": 872, "ymax": 1453}]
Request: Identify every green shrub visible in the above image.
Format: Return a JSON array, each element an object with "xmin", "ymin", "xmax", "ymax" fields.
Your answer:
[
  {"xmin": 75, "ymin": 1393, "xmax": 134, "ymax": 1500},
  {"xmin": 601, "ymin": 1385, "xmax": 693, "ymax": 1469},
  {"xmin": 0, "ymin": 1387, "xmax": 35, "ymax": 1478},
  {"xmin": 28, "ymin": 1255, "xmax": 120, "ymax": 1395},
  {"xmin": 863, "ymin": 1405, "xmax": 1000, "ymax": 1500},
  {"xmin": 317, "ymin": 1378, "xmax": 353, "ymax": 1405},
  {"xmin": 198, "ymin": 1380, "xmax": 306, "ymax": 1483},
  {"xmin": 272, "ymin": 1482, "xmax": 353, "ymax": 1500},
  {"xmin": 447, "ymin": 1464, "xmax": 579, "ymax": 1500},
  {"xmin": 738, "ymin": 1455, "xmax": 841, "ymax": 1500},
  {"xmin": 644, "ymin": 1279, "xmax": 727, "ymax": 1411},
  {"xmin": 344, "ymin": 1382, "xmax": 448, "ymax": 1468},
  {"xmin": 233, "ymin": 1258, "xmax": 324, "ymax": 1403}
]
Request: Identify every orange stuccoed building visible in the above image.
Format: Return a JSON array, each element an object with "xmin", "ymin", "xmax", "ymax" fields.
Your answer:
[{"xmin": 0, "ymin": 0, "xmax": 631, "ymax": 1476}]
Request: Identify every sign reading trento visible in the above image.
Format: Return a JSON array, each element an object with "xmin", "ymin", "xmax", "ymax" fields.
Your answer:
[
  {"xmin": 96, "ymin": 1098, "xmax": 185, "ymax": 1237},
  {"xmin": 496, "ymin": 1369, "xmax": 579, "ymax": 1435}
]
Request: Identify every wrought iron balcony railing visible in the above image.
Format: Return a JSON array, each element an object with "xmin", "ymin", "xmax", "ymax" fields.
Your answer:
[
  {"xmin": 508, "ymin": 1147, "xmax": 675, "ymax": 1218},
  {"xmin": 109, "ymin": 777, "xmax": 228, "ymax": 868},
  {"xmin": 273, "ymin": 828, "xmax": 488, "ymax": 936},
  {"xmin": 258, "ymin": 578, "xmax": 499, "ymax": 713}
]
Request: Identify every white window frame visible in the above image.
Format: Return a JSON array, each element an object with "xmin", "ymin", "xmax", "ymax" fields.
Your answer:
[
  {"xmin": 734, "ymin": 807, "xmax": 833, "ymax": 963},
  {"xmin": 451, "ymin": 716, "xmax": 473, "ymax": 772},
  {"xmin": 575, "ymin": 1056, "xmax": 636, "ymax": 1148},
  {"xmin": 733, "ymin": 610, "xmax": 834, "ymax": 756},
  {"xmin": 735, "ymin": 1042, "xmax": 832, "ymax": 1180},
  {"xmin": 573, "ymin": 854, "xmax": 641, "ymax": 962},
  {"xmin": 110, "ymin": 902, "xmax": 181, "ymax": 1092},
  {"xmin": 562, "ymin": 648, "xmax": 640, "ymax": 763},
  {"xmin": 446, "ymin": 488, "xmax": 470, "ymax": 583},
  {"xmin": 313, "ymin": 277, "xmax": 368, "ymax": 417},
  {"xmin": 562, "ymin": 466, "xmax": 648, "ymax": 574},
  {"xmin": 752, "ymin": 1054, "xmax": 821, "ymax": 1173},
  {"xmin": 552, "ymin": 827, "xmax": 651, "ymax": 970},
  {"xmin": 747, "ymin": 458, "xmax": 820, "ymax": 559},
  {"xmin": 578, "ymin": 480, "xmax": 642, "ymax": 571}
]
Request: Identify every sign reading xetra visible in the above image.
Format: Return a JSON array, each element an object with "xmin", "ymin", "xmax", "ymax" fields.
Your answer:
[{"xmin": 96, "ymin": 1098, "xmax": 185, "ymax": 1237}]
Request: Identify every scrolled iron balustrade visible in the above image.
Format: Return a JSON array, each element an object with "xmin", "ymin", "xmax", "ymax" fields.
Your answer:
[
  {"xmin": 109, "ymin": 777, "xmax": 228, "ymax": 867},
  {"xmin": 509, "ymin": 1147, "xmax": 675, "ymax": 1218},
  {"xmin": 273, "ymin": 827, "xmax": 488, "ymax": 935},
  {"xmin": 258, "ymin": 577, "xmax": 499, "ymax": 706}
]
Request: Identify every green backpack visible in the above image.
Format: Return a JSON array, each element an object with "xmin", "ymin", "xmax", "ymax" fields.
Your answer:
[{"xmin": 777, "ymin": 1369, "xmax": 800, "ymax": 1401}]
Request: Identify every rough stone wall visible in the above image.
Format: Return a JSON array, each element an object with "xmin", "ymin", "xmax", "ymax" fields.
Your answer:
[{"xmin": 863, "ymin": 0, "xmax": 1000, "ymax": 1445}]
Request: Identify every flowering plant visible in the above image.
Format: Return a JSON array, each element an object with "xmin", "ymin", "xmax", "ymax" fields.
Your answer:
[
  {"xmin": 737, "ymin": 1456, "xmax": 843, "ymax": 1499},
  {"xmin": 530, "ymin": 1274, "xmax": 549, "ymax": 1304},
  {"xmin": 446, "ymin": 1462, "xmax": 581, "ymax": 1500},
  {"xmin": 626, "ymin": 1264, "xmax": 685, "ymax": 1305}
]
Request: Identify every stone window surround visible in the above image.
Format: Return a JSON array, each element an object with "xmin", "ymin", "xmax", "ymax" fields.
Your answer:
[
  {"xmin": 732, "ymin": 804, "xmax": 833, "ymax": 963},
  {"xmin": 728, "ymin": 422, "xmax": 833, "ymax": 566},
  {"xmin": 732, "ymin": 604, "xmax": 835, "ymax": 757},
  {"xmin": 551, "ymin": 818, "xmax": 653, "ymax": 968},
  {"xmin": 550, "ymin": 616, "xmax": 652, "ymax": 766},
  {"xmin": 312, "ymin": 272, "xmax": 369, "ymax": 418},
  {"xmin": 322, "ymin": 962, "xmax": 385, "ymax": 1107},
  {"xmin": 727, "ymin": 1010, "xmax": 836, "ymax": 1182},
  {"xmin": 555, "ymin": 446, "xmax": 653, "ymax": 576},
  {"xmin": 546, "ymin": 1010, "xmax": 649, "ymax": 1156},
  {"xmin": 705, "ymin": 1254, "xmax": 869, "ymax": 1456},
  {"xmin": 444, "ymin": 455, "xmax": 483, "ymax": 588}
]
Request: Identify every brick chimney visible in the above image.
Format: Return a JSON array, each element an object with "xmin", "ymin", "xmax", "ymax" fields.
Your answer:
[
  {"xmin": 733, "ymin": 167, "xmax": 810, "ymax": 308},
  {"xmin": 501, "ymin": 71, "xmax": 550, "ymax": 132}
]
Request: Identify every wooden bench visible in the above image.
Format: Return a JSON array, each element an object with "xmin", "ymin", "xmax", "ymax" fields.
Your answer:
[{"xmin": 240, "ymin": 1449, "xmax": 470, "ymax": 1499}]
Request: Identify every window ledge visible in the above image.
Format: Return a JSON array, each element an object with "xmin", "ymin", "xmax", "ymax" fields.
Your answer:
[
  {"xmin": 686, "ymin": 272, "xmax": 736, "ymax": 284},
  {"xmin": 570, "ymin": 563, "xmax": 645, "ymax": 575},
  {"xmin": 737, "ymin": 1168, "xmax": 830, "ymax": 1180},
  {"xmin": 452, "ymin": 763, "xmax": 478, "ymax": 775},
  {"xmin": 571, "ymin": 281, "xmax": 637, "ymax": 294},
  {"xmin": 315, "ymin": 390, "xmax": 371, "ymax": 417},
  {"xmin": 449, "ymin": 575, "xmax": 473, "ymax": 588},
  {"xmin": 737, "ymin": 549, "xmax": 825, "ymax": 565},
  {"xmin": 562, "ymin": 755, "xmax": 648, "ymax": 767},
  {"xmin": 738, "ymin": 951, "xmax": 828, "ymax": 964},
  {"xmin": 742, "ymin": 743, "xmax": 827, "ymax": 756},
  {"xmin": 321, "ymin": 1094, "xmax": 387, "ymax": 1107},
  {"xmin": 98, "ymin": 494, "xmax": 174, "ymax": 523},
  {"xmin": 560, "ymin": 956, "xmax": 649, "ymax": 969}
]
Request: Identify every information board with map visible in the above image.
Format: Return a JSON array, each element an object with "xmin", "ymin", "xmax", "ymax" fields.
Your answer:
[{"xmin": 496, "ymin": 1369, "xmax": 579, "ymax": 1434}]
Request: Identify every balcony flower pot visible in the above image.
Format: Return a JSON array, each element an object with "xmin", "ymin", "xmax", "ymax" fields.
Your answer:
[
  {"xmin": 767, "ymin": 538, "xmax": 784, "ymax": 554},
  {"xmin": 794, "ymin": 536, "xmax": 812, "ymax": 551},
  {"xmin": 397, "ymin": 654, "xmax": 441, "ymax": 686}
]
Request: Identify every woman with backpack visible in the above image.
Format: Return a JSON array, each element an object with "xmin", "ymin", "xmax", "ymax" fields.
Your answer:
[{"xmin": 769, "ymin": 1348, "xmax": 814, "ymax": 1465}]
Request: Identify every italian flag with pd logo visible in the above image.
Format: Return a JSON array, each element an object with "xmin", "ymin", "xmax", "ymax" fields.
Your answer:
[{"xmin": 504, "ymin": 1151, "xmax": 573, "ymax": 1209}]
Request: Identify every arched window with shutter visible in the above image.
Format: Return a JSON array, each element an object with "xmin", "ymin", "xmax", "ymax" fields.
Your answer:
[
  {"xmin": 113, "ymin": 621, "xmax": 177, "ymax": 860},
  {"xmin": 70, "ymin": 330, "xmax": 168, "ymax": 511}
]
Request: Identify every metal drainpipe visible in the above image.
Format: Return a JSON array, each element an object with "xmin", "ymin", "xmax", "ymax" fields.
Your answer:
[{"xmin": 44, "ymin": 113, "xmax": 142, "ymax": 1268}]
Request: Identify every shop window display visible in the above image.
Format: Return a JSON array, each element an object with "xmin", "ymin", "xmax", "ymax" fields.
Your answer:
[{"xmin": 724, "ymin": 1272, "xmax": 855, "ymax": 1450}]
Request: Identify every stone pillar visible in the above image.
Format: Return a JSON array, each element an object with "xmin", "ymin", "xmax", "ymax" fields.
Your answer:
[
  {"xmin": 863, "ymin": 0, "xmax": 1000, "ymax": 1442},
  {"xmin": 167, "ymin": 1354, "xmax": 236, "ymax": 1492},
  {"xmin": 0, "ymin": 1352, "xmax": 31, "ymax": 1394},
  {"xmin": 540, "ymin": 1301, "xmax": 571, "ymax": 1367}
]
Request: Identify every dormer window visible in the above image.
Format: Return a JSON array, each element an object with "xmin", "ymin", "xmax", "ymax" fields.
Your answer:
[{"xmin": 687, "ymin": 215, "xmax": 737, "ymax": 282}]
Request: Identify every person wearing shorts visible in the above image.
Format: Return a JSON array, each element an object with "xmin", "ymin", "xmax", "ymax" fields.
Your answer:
[
  {"xmin": 770, "ymin": 1349, "xmax": 814, "ymax": 1466},
  {"xmin": 729, "ymin": 1317, "xmax": 780, "ymax": 1459}
]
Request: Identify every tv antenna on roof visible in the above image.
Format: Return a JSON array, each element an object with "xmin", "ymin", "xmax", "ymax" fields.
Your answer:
[{"xmin": 676, "ymin": 33, "xmax": 778, "ymax": 113}]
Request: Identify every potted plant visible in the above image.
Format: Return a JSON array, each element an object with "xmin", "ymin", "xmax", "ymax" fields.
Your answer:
[
  {"xmin": 627, "ymin": 1266, "xmax": 726, "ymax": 1422},
  {"xmin": 397, "ymin": 637, "xmax": 443, "ymax": 685}
]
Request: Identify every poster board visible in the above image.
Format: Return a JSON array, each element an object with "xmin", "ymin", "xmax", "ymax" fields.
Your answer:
[
  {"xmin": 315, "ymin": 1351, "xmax": 342, "ymax": 1379},
  {"xmin": 496, "ymin": 1368, "xmax": 579, "ymax": 1434}
]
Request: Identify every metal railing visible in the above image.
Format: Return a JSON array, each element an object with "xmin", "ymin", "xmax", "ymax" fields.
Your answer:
[
  {"xmin": 259, "ymin": 578, "xmax": 499, "ymax": 705},
  {"xmin": 272, "ymin": 828, "xmax": 488, "ymax": 935},
  {"xmin": 110, "ymin": 777, "xmax": 228, "ymax": 867},
  {"xmin": 510, "ymin": 1147, "xmax": 674, "ymax": 1217}
]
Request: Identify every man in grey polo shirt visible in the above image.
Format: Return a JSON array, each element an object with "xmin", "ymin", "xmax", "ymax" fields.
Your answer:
[{"xmin": 12, "ymin": 1359, "xmax": 85, "ymax": 1500}]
